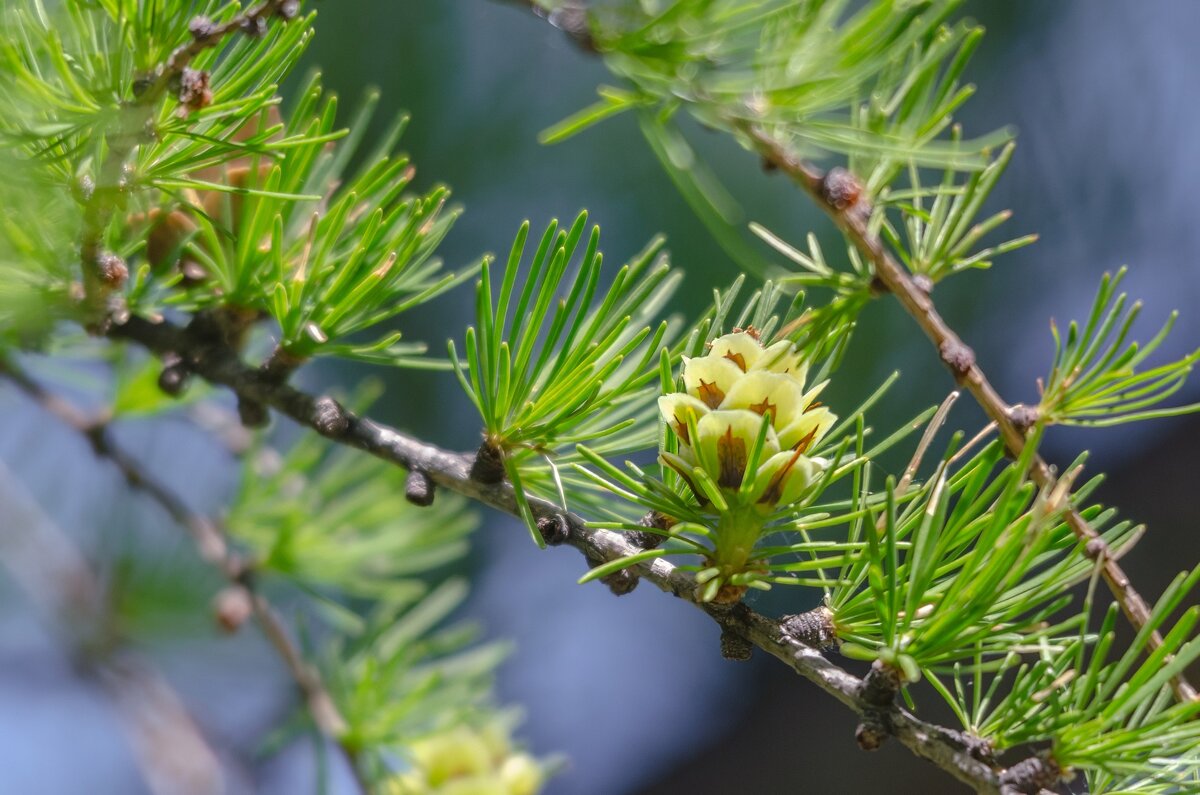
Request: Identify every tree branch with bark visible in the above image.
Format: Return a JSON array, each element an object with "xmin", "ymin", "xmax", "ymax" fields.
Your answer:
[{"xmin": 2, "ymin": 2, "xmax": 1199, "ymax": 794}]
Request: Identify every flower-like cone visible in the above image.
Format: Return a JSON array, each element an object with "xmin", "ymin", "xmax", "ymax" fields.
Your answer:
[
  {"xmin": 384, "ymin": 721, "xmax": 545, "ymax": 795},
  {"xmin": 659, "ymin": 331, "xmax": 836, "ymax": 511},
  {"xmin": 694, "ymin": 409, "xmax": 780, "ymax": 490}
]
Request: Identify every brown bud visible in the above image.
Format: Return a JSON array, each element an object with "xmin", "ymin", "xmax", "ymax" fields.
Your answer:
[
  {"xmin": 855, "ymin": 718, "xmax": 889, "ymax": 751},
  {"xmin": 469, "ymin": 440, "xmax": 506, "ymax": 484},
  {"xmin": 999, "ymin": 755, "xmax": 1062, "ymax": 795},
  {"xmin": 405, "ymin": 469, "xmax": 435, "ymax": 507},
  {"xmin": 585, "ymin": 552, "xmax": 639, "ymax": 596},
  {"xmin": 781, "ymin": 606, "xmax": 838, "ymax": 650},
  {"xmin": 277, "ymin": 0, "xmax": 301, "ymax": 20},
  {"xmin": 707, "ymin": 582, "xmax": 748, "ymax": 605},
  {"xmin": 157, "ymin": 353, "xmax": 190, "ymax": 396},
  {"xmin": 96, "ymin": 252, "xmax": 128, "ymax": 288},
  {"xmin": 188, "ymin": 15, "xmax": 216, "ymax": 39},
  {"xmin": 241, "ymin": 15, "xmax": 268, "ymax": 37},
  {"xmin": 1009, "ymin": 404, "xmax": 1039, "ymax": 434},
  {"xmin": 600, "ymin": 568, "xmax": 639, "ymax": 596},
  {"xmin": 312, "ymin": 396, "xmax": 349, "ymax": 437},
  {"xmin": 536, "ymin": 514, "xmax": 570, "ymax": 546},
  {"xmin": 820, "ymin": 167, "xmax": 863, "ymax": 211},
  {"xmin": 213, "ymin": 586, "xmax": 253, "ymax": 633},
  {"xmin": 939, "ymin": 339, "xmax": 976, "ymax": 378},
  {"xmin": 626, "ymin": 510, "xmax": 673, "ymax": 550},
  {"xmin": 177, "ymin": 68, "xmax": 213, "ymax": 114},
  {"xmin": 1085, "ymin": 538, "xmax": 1108, "ymax": 560},
  {"xmin": 545, "ymin": 5, "xmax": 596, "ymax": 52}
]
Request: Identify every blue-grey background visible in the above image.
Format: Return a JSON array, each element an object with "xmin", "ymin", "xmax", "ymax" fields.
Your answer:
[{"xmin": 2, "ymin": 2, "xmax": 1199, "ymax": 793}]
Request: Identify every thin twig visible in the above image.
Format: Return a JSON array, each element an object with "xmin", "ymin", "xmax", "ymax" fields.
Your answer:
[
  {"xmin": 0, "ymin": 460, "xmax": 226, "ymax": 795},
  {"xmin": 106, "ymin": 311, "xmax": 1018, "ymax": 792},
  {"xmin": 0, "ymin": 356, "xmax": 369, "ymax": 793},
  {"xmin": 741, "ymin": 123, "xmax": 1197, "ymax": 703}
]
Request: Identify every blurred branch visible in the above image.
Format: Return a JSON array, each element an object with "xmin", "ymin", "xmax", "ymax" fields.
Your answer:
[
  {"xmin": 104, "ymin": 311, "xmax": 1011, "ymax": 793},
  {"xmin": 0, "ymin": 357, "xmax": 368, "ymax": 793},
  {"xmin": 0, "ymin": 460, "xmax": 226, "ymax": 795}
]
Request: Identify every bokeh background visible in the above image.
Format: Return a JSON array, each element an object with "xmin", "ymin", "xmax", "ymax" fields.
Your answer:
[{"xmin": 2, "ymin": 2, "xmax": 1199, "ymax": 793}]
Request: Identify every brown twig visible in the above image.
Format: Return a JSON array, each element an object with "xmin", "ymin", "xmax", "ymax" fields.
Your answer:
[
  {"xmin": 103, "ymin": 311, "xmax": 1024, "ymax": 792},
  {"xmin": 0, "ymin": 356, "xmax": 368, "ymax": 792},
  {"xmin": 741, "ymin": 123, "xmax": 1197, "ymax": 704},
  {"xmin": 0, "ymin": 460, "xmax": 227, "ymax": 795}
]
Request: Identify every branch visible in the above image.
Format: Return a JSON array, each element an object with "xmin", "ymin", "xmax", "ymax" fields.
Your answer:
[
  {"xmin": 0, "ymin": 459, "xmax": 227, "ymax": 795},
  {"xmin": 104, "ymin": 311, "xmax": 1011, "ymax": 793},
  {"xmin": 0, "ymin": 356, "xmax": 367, "ymax": 793},
  {"xmin": 741, "ymin": 124, "xmax": 1197, "ymax": 704}
]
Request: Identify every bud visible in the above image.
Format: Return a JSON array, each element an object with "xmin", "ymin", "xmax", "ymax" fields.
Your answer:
[
  {"xmin": 241, "ymin": 15, "xmax": 268, "ymax": 37},
  {"xmin": 157, "ymin": 355, "xmax": 190, "ymax": 396},
  {"xmin": 277, "ymin": 0, "xmax": 301, "ymax": 21},
  {"xmin": 188, "ymin": 15, "xmax": 216, "ymax": 39},
  {"xmin": 177, "ymin": 68, "xmax": 213, "ymax": 114},
  {"xmin": 821, "ymin": 167, "xmax": 863, "ymax": 211},
  {"xmin": 95, "ymin": 252, "xmax": 128, "ymax": 288},
  {"xmin": 213, "ymin": 586, "xmax": 253, "ymax": 633},
  {"xmin": 384, "ymin": 719, "xmax": 547, "ymax": 795}
]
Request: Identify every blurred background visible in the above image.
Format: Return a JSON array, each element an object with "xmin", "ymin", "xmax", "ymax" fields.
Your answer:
[{"xmin": 2, "ymin": 2, "xmax": 1199, "ymax": 793}]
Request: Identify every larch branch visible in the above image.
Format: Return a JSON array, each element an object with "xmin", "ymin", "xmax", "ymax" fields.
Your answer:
[{"xmin": 104, "ymin": 310, "xmax": 1013, "ymax": 792}]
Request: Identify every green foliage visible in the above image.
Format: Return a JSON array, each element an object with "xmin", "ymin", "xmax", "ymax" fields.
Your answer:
[
  {"xmin": 227, "ymin": 429, "xmax": 476, "ymax": 603},
  {"xmin": 827, "ymin": 436, "xmax": 1141, "ymax": 675},
  {"xmin": 0, "ymin": 151, "xmax": 77, "ymax": 347},
  {"xmin": 1040, "ymin": 268, "xmax": 1200, "ymax": 427},
  {"xmin": 581, "ymin": 0, "xmax": 1006, "ymax": 169},
  {"xmin": 930, "ymin": 567, "xmax": 1200, "ymax": 790},
  {"xmin": 542, "ymin": 1, "xmax": 1019, "ymax": 283},
  {"xmin": 225, "ymin": 426, "xmax": 533, "ymax": 788},
  {"xmin": 878, "ymin": 141, "xmax": 1037, "ymax": 282},
  {"xmin": 750, "ymin": 224, "xmax": 873, "ymax": 359},
  {"xmin": 321, "ymin": 576, "xmax": 508, "ymax": 762},
  {"xmin": 138, "ymin": 11, "xmax": 317, "ymax": 184},
  {"xmin": 133, "ymin": 76, "xmax": 474, "ymax": 366},
  {"xmin": 0, "ymin": 0, "xmax": 313, "ymax": 180},
  {"xmin": 450, "ymin": 212, "xmax": 679, "ymax": 541}
]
